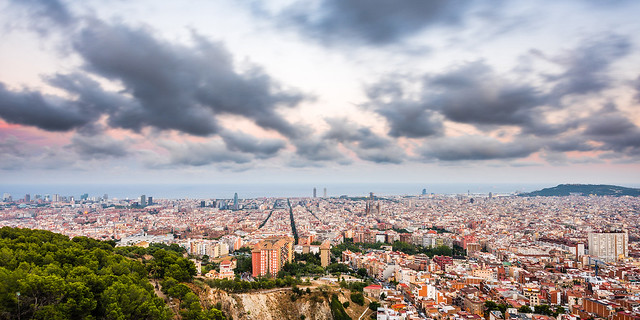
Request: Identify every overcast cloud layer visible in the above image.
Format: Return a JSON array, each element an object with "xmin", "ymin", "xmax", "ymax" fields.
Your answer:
[{"xmin": 0, "ymin": 0, "xmax": 639, "ymax": 185}]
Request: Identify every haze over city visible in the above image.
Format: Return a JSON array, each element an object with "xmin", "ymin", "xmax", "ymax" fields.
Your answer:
[{"xmin": 0, "ymin": 0, "xmax": 639, "ymax": 187}]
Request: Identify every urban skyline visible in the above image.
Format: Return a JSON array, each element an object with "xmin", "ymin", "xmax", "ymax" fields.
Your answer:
[{"xmin": 0, "ymin": 1, "xmax": 639, "ymax": 186}]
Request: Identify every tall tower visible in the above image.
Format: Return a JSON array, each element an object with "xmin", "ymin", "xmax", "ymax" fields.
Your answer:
[
  {"xmin": 324, "ymin": 188, "xmax": 327, "ymax": 198},
  {"xmin": 313, "ymin": 187, "xmax": 317, "ymax": 198},
  {"xmin": 139, "ymin": 195, "xmax": 146, "ymax": 207},
  {"xmin": 233, "ymin": 193, "xmax": 239, "ymax": 210}
]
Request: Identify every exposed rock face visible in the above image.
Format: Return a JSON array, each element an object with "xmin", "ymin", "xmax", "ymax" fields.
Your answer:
[{"xmin": 205, "ymin": 288, "xmax": 332, "ymax": 320}]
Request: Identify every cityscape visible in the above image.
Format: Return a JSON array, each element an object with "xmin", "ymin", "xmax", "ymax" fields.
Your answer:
[
  {"xmin": 1, "ymin": 0, "xmax": 640, "ymax": 320},
  {"xmin": 2, "ymin": 186, "xmax": 640, "ymax": 319}
]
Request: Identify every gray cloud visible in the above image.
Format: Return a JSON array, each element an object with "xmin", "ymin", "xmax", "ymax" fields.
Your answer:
[
  {"xmin": 66, "ymin": 134, "xmax": 130, "ymax": 160},
  {"xmin": 324, "ymin": 118, "xmax": 405, "ymax": 163},
  {"xmin": 0, "ymin": 83, "xmax": 98, "ymax": 131},
  {"xmin": 157, "ymin": 140, "xmax": 253, "ymax": 167},
  {"xmin": 220, "ymin": 131, "xmax": 287, "ymax": 158},
  {"xmin": 72, "ymin": 21, "xmax": 307, "ymax": 138},
  {"xmin": 421, "ymin": 136, "xmax": 540, "ymax": 161},
  {"xmin": 277, "ymin": 0, "xmax": 475, "ymax": 45},
  {"xmin": 365, "ymin": 78, "xmax": 444, "ymax": 138},
  {"xmin": 8, "ymin": 0, "xmax": 74, "ymax": 34},
  {"xmin": 582, "ymin": 105, "xmax": 640, "ymax": 156},
  {"xmin": 549, "ymin": 35, "xmax": 631, "ymax": 97}
]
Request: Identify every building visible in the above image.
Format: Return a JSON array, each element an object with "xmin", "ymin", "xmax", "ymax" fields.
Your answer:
[
  {"xmin": 588, "ymin": 231, "xmax": 628, "ymax": 262},
  {"xmin": 252, "ymin": 237, "xmax": 294, "ymax": 277},
  {"xmin": 147, "ymin": 196, "xmax": 153, "ymax": 205},
  {"xmin": 313, "ymin": 187, "xmax": 317, "ymax": 198},
  {"xmin": 139, "ymin": 195, "xmax": 146, "ymax": 207},
  {"xmin": 233, "ymin": 193, "xmax": 239, "ymax": 210},
  {"xmin": 320, "ymin": 241, "xmax": 331, "ymax": 267},
  {"xmin": 323, "ymin": 188, "xmax": 327, "ymax": 198}
]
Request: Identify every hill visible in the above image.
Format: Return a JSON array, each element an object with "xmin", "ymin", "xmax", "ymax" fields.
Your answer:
[
  {"xmin": 518, "ymin": 184, "xmax": 640, "ymax": 197},
  {"xmin": 0, "ymin": 227, "xmax": 224, "ymax": 319}
]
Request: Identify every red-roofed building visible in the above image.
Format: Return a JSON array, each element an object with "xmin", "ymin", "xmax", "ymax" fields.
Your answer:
[{"xmin": 364, "ymin": 284, "xmax": 382, "ymax": 298}]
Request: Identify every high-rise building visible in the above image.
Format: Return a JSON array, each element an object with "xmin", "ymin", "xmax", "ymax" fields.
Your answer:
[
  {"xmin": 200, "ymin": 201, "xmax": 206, "ymax": 207},
  {"xmin": 320, "ymin": 241, "xmax": 331, "ymax": 267},
  {"xmin": 313, "ymin": 187, "xmax": 317, "ymax": 198},
  {"xmin": 147, "ymin": 196, "xmax": 153, "ymax": 205},
  {"xmin": 323, "ymin": 188, "xmax": 327, "ymax": 198},
  {"xmin": 24, "ymin": 194, "xmax": 30, "ymax": 202},
  {"xmin": 103, "ymin": 194, "xmax": 109, "ymax": 201},
  {"xmin": 233, "ymin": 193, "xmax": 238, "ymax": 210},
  {"xmin": 252, "ymin": 237, "xmax": 294, "ymax": 277},
  {"xmin": 2, "ymin": 193, "xmax": 11, "ymax": 202},
  {"xmin": 588, "ymin": 231, "xmax": 628, "ymax": 262},
  {"xmin": 53, "ymin": 194, "xmax": 60, "ymax": 202},
  {"xmin": 139, "ymin": 195, "xmax": 146, "ymax": 207}
]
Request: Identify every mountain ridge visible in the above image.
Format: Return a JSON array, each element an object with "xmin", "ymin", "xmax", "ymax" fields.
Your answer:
[{"xmin": 518, "ymin": 184, "xmax": 640, "ymax": 197}]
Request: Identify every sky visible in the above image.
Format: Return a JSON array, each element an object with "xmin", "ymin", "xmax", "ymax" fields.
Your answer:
[{"xmin": 0, "ymin": 0, "xmax": 639, "ymax": 187}]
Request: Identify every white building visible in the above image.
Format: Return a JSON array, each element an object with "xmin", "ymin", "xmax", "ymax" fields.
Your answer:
[{"xmin": 588, "ymin": 231, "xmax": 628, "ymax": 262}]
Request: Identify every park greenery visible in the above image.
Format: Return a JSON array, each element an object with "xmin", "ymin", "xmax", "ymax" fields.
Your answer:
[
  {"xmin": 331, "ymin": 238, "xmax": 465, "ymax": 258},
  {"xmin": 0, "ymin": 227, "xmax": 224, "ymax": 320}
]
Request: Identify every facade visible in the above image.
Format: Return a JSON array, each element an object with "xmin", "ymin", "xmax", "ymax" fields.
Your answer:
[
  {"xmin": 320, "ymin": 241, "xmax": 331, "ymax": 267},
  {"xmin": 588, "ymin": 232, "xmax": 628, "ymax": 262},
  {"xmin": 251, "ymin": 237, "xmax": 294, "ymax": 277}
]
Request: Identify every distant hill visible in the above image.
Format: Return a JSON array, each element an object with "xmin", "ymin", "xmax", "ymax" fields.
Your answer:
[{"xmin": 519, "ymin": 184, "xmax": 640, "ymax": 197}]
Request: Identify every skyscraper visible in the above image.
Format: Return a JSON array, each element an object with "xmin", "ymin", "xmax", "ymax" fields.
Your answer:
[
  {"xmin": 139, "ymin": 195, "xmax": 146, "ymax": 207},
  {"xmin": 313, "ymin": 187, "xmax": 317, "ymax": 198},
  {"xmin": 233, "ymin": 193, "xmax": 238, "ymax": 210},
  {"xmin": 588, "ymin": 231, "xmax": 628, "ymax": 262},
  {"xmin": 24, "ymin": 194, "xmax": 30, "ymax": 202},
  {"xmin": 147, "ymin": 196, "xmax": 153, "ymax": 205},
  {"xmin": 323, "ymin": 187, "xmax": 327, "ymax": 198}
]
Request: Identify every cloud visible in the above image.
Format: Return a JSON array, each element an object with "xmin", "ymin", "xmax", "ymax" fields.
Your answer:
[
  {"xmin": 277, "ymin": 0, "xmax": 475, "ymax": 45},
  {"xmin": 156, "ymin": 140, "xmax": 253, "ymax": 167},
  {"xmin": 66, "ymin": 134, "xmax": 130, "ymax": 160},
  {"xmin": 323, "ymin": 118, "xmax": 405, "ymax": 163},
  {"xmin": 8, "ymin": 0, "xmax": 75, "ymax": 34},
  {"xmin": 0, "ymin": 82, "xmax": 98, "ymax": 131},
  {"xmin": 549, "ymin": 35, "xmax": 631, "ymax": 97},
  {"xmin": 421, "ymin": 136, "xmax": 540, "ymax": 161},
  {"xmin": 220, "ymin": 130, "xmax": 287, "ymax": 158},
  {"xmin": 71, "ymin": 21, "xmax": 307, "ymax": 138},
  {"xmin": 582, "ymin": 105, "xmax": 640, "ymax": 156},
  {"xmin": 365, "ymin": 77, "xmax": 444, "ymax": 138}
]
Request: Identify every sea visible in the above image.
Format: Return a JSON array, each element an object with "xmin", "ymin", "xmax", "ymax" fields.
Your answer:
[{"xmin": 0, "ymin": 182, "xmax": 581, "ymax": 200}]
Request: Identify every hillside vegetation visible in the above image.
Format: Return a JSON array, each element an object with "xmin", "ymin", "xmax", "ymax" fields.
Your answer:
[
  {"xmin": 519, "ymin": 184, "xmax": 640, "ymax": 197},
  {"xmin": 0, "ymin": 227, "xmax": 224, "ymax": 319}
]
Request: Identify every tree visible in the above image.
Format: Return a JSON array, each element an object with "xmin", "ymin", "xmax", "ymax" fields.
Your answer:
[
  {"xmin": 369, "ymin": 301, "xmax": 381, "ymax": 311},
  {"xmin": 351, "ymin": 292, "xmax": 364, "ymax": 306},
  {"xmin": 518, "ymin": 306, "xmax": 532, "ymax": 314}
]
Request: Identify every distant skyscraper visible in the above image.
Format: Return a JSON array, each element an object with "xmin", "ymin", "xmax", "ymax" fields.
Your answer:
[
  {"xmin": 139, "ymin": 195, "xmax": 146, "ymax": 207},
  {"xmin": 323, "ymin": 187, "xmax": 327, "ymax": 198},
  {"xmin": 588, "ymin": 231, "xmax": 628, "ymax": 262},
  {"xmin": 313, "ymin": 187, "xmax": 317, "ymax": 198},
  {"xmin": 233, "ymin": 193, "xmax": 238, "ymax": 210},
  {"xmin": 147, "ymin": 196, "xmax": 153, "ymax": 205},
  {"xmin": 422, "ymin": 188, "xmax": 427, "ymax": 195},
  {"xmin": 103, "ymin": 194, "xmax": 109, "ymax": 200},
  {"xmin": 53, "ymin": 194, "xmax": 60, "ymax": 202},
  {"xmin": 24, "ymin": 194, "xmax": 30, "ymax": 202},
  {"xmin": 2, "ymin": 193, "xmax": 11, "ymax": 202}
]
